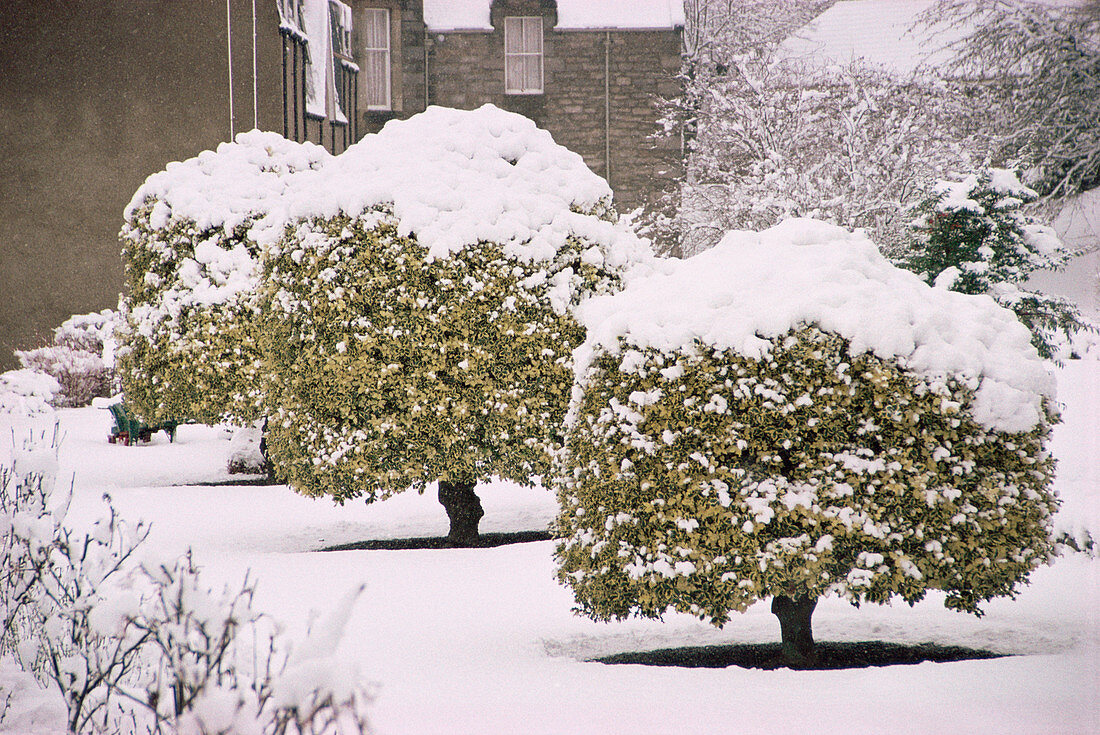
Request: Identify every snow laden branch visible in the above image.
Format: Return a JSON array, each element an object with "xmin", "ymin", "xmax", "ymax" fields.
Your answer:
[
  {"xmin": 658, "ymin": 50, "xmax": 984, "ymax": 256},
  {"xmin": 922, "ymin": 0, "xmax": 1100, "ymax": 200},
  {"xmin": 1, "ymin": 429, "xmax": 373, "ymax": 734},
  {"xmin": 681, "ymin": 0, "xmax": 834, "ymax": 63},
  {"xmin": 1, "ymin": 425, "xmax": 151, "ymax": 733}
]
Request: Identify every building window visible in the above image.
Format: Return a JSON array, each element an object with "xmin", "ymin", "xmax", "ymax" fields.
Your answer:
[
  {"xmin": 329, "ymin": 0, "xmax": 355, "ymax": 122},
  {"xmin": 363, "ymin": 8, "xmax": 391, "ymax": 110},
  {"xmin": 277, "ymin": 0, "xmax": 306, "ymax": 34},
  {"xmin": 504, "ymin": 16, "xmax": 543, "ymax": 94},
  {"xmin": 280, "ymin": 0, "xmax": 358, "ymax": 150}
]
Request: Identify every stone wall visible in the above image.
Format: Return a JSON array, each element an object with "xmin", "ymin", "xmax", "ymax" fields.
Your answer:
[
  {"xmin": 426, "ymin": 24, "xmax": 681, "ymax": 212},
  {"xmin": 357, "ymin": 0, "xmax": 427, "ymax": 133},
  {"xmin": 0, "ymin": 0, "xmax": 286, "ymax": 371}
]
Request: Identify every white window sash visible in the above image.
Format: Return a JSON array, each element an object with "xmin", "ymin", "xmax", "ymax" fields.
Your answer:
[
  {"xmin": 327, "ymin": 0, "xmax": 353, "ymax": 122},
  {"xmin": 504, "ymin": 16, "xmax": 543, "ymax": 94},
  {"xmin": 363, "ymin": 7, "xmax": 391, "ymax": 110}
]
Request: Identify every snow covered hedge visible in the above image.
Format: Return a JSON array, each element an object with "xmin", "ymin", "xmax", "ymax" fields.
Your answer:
[
  {"xmin": 117, "ymin": 132, "xmax": 329, "ymax": 425},
  {"xmin": 555, "ymin": 220, "xmax": 1059, "ymax": 642},
  {"xmin": 259, "ymin": 106, "xmax": 650, "ymax": 507}
]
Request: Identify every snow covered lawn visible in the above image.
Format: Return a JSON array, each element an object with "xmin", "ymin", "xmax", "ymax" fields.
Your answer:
[{"xmin": 3, "ymin": 361, "xmax": 1098, "ymax": 734}]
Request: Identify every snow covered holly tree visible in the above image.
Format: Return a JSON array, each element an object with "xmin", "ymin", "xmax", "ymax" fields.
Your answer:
[
  {"xmin": 259, "ymin": 105, "xmax": 649, "ymax": 545},
  {"xmin": 554, "ymin": 219, "xmax": 1059, "ymax": 668},
  {"xmin": 118, "ymin": 132, "xmax": 329, "ymax": 425},
  {"xmin": 900, "ymin": 168, "xmax": 1090, "ymax": 362}
]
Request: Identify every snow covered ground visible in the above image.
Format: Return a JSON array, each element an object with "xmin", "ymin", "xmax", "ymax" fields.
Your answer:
[{"xmin": 1, "ymin": 359, "xmax": 1097, "ymax": 735}]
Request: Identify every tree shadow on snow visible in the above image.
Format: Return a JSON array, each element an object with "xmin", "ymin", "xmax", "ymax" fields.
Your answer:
[
  {"xmin": 321, "ymin": 530, "xmax": 552, "ymax": 551},
  {"xmin": 594, "ymin": 641, "xmax": 1007, "ymax": 670}
]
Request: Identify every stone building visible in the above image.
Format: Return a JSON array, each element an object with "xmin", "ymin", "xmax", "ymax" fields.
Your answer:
[
  {"xmin": 276, "ymin": 0, "xmax": 684, "ymax": 211},
  {"xmin": 0, "ymin": 0, "xmax": 683, "ymax": 369}
]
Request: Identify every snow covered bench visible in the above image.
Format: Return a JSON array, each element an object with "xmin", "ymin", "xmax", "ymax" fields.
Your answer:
[{"xmin": 92, "ymin": 395, "xmax": 178, "ymax": 445}]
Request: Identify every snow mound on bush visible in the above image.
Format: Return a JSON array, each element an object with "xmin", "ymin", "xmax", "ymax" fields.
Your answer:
[
  {"xmin": 577, "ymin": 218, "xmax": 1055, "ymax": 434},
  {"xmin": 0, "ymin": 369, "xmax": 61, "ymax": 417},
  {"xmin": 124, "ymin": 130, "xmax": 331, "ymax": 232},
  {"xmin": 259, "ymin": 104, "xmax": 647, "ymax": 266}
]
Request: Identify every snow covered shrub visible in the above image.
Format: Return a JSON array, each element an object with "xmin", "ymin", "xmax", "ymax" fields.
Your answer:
[
  {"xmin": 260, "ymin": 105, "xmax": 650, "ymax": 545},
  {"xmin": 1, "ymin": 427, "xmax": 152, "ymax": 733},
  {"xmin": 15, "ymin": 309, "xmax": 120, "ymax": 408},
  {"xmin": 263, "ymin": 585, "xmax": 373, "ymax": 735},
  {"xmin": 131, "ymin": 557, "xmax": 372, "ymax": 735},
  {"xmin": 129, "ymin": 553, "xmax": 263, "ymax": 731},
  {"xmin": 2, "ymin": 429, "xmax": 371, "ymax": 734},
  {"xmin": 227, "ymin": 422, "xmax": 267, "ymax": 476},
  {"xmin": 52, "ymin": 309, "xmax": 119, "ymax": 356},
  {"xmin": 117, "ymin": 131, "xmax": 329, "ymax": 425},
  {"xmin": 16, "ymin": 347, "xmax": 109, "ymax": 409},
  {"xmin": 0, "ymin": 369, "xmax": 60, "ymax": 417},
  {"xmin": 901, "ymin": 169, "xmax": 1094, "ymax": 361},
  {"xmin": 555, "ymin": 219, "xmax": 1059, "ymax": 667}
]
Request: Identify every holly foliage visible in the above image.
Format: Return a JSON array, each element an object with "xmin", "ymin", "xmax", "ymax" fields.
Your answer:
[
  {"xmin": 261, "ymin": 207, "xmax": 627, "ymax": 503},
  {"xmin": 555, "ymin": 325, "xmax": 1059, "ymax": 626}
]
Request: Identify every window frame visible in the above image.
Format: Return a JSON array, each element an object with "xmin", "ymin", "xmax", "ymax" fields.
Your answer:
[
  {"xmin": 329, "ymin": 0, "xmax": 355, "ymax": 122},
  {"xmin": 362, "ymin": 7, "xmax": 392, "ymax": 111},
  {"xmin": 504, "ymin": 16, "xmax": 544, "ymax": 95},
  {"xmin": 277, "ymin": 0, "xmax": 306, "ymax": 35}
]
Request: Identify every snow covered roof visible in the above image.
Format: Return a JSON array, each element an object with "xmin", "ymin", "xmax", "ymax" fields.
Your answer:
[
  {"xmin": 777, "ymin": 0, "xmax": 965, "ymax": 75},
  {"xmin": 576, "ymin": 219, "xmax": 1055, "ymax": 434},
  {"xmin": 422, "ymin": 0, "xmax": 685, "ymax": 32},
  {"xmin": 777, "ymin": 0, "xmax": 1087, "ymax": 75}
]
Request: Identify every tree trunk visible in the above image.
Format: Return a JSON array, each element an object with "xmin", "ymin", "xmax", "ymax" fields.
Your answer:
[
  {"xmin": 771, "ymin": 595, "xmax": 819, "ymax": 668},
  {"xmin": 438, "ymin": 480, "xmax": 484, "ymax": 547},
  {"xmin": 258, "ymin": 418, "xmax": 280, "ymax": 482}
]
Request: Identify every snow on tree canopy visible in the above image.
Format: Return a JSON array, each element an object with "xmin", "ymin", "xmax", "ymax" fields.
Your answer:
[
  {"xmin": 119, "ymin": 131, "xmax": 327, "ymax": 424},
  {"xmin": 575, "ymin": 218, "xmax": 1055, "ymax": 434},
  {"xmin": 932, "ymin": 168, "xmax": 1038, "ymax": 214},
  {"xmin": 125, "ymin": 130, "xmax": 331, "ymax": 234},
  {"xmin": 258, "ymin": 104, "xmax": 644, "ymax": 270},
  {"xmin": 122, "ymin": 130, "xmax": 329, "ymax": 313},
  {"xmin": 260, "ymin": 105, "xmax": 655, "ymax": 508}
]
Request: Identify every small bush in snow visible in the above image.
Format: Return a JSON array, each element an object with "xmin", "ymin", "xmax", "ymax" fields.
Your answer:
[
  {"xmin": 15, "ymin": 347, "xmax": 110, "ymax": 409},
  {"xmin": 116, "ymin": 132, "xmax": 329, "ymax": 425},
  {"xmin": 260, "ymin": 106, "xmax": 650, "ymax": 544},
  {"xmin": 900, "ymin": 169, "xmax": 1095, "ymax": 361},
  {"xmin": 14, "ymin": 309, "xmax": 119, "ymax": 409},
  {"xmin": 227, "ymin": 424, "xmax": 267, "ymax": 476},
  {"xmin": 0, "ymin": 369, "xmax": 61, "ymax": 417},
  {"xmin": 2, "ymin": 429, "xmax": 372, "ymax": 734},
  {"xmin": 555, "ymin": 219, "xmax": 1060, "ymax": 667}
]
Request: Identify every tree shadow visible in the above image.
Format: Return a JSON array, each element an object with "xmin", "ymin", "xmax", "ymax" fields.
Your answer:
[
  {"xmin": 594, "ymin": 641, "xmax": 1007, "ymax": 670},
  {"xmin": 321, "ymin": 530, "xmax": 552, "ymax": 551}
]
